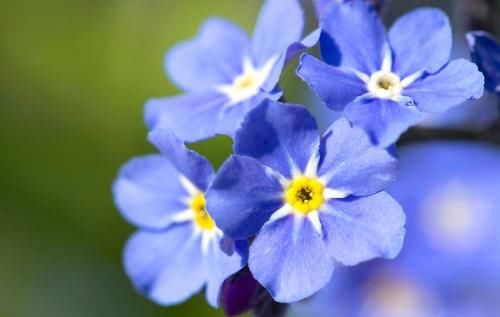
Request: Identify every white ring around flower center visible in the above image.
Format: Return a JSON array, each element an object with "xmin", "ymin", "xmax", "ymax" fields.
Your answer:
[
  {"xmin": 367, "ymin": 71, "xmax": 403, "ymax": 99},
  {"xmin": 216, "ymin": 56, "xmax": 278, "ymax": 105}
]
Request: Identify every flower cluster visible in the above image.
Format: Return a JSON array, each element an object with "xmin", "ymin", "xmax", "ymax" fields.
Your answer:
[{"xmin": 113, "ymin": 0, "xmax": 489, "ymax": 314}]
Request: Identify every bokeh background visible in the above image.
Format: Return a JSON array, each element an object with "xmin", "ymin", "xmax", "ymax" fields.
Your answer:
[{"xmin": 0, "ymin": 0, "xmax": 498, "ymax": 316}]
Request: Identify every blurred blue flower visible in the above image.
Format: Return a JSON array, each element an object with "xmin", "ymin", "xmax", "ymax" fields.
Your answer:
[
  {"xmin": 145, "ymin": 0, "xmax": 318, "ymax": 143},
  {"xmin": 297, "ymin": 1, "xmax": 484, "ymax": 147},
  {"xmin": 205, "ymin": 100, "xmax": 405, "ymax": 303},
  {"xmin": 112, "ymin": 129, "xmax": 246, "ymax": 307},
  {"xmin": 467, "ymin": 31, "xmax": 500, "ymax": 96},
  {"xmin": 289, "ymin": 141, "xmax": 500, "ymax": 317},
  {"xmin": 313, "ymin": 0, "xmax": 387, "ymax": 17}
]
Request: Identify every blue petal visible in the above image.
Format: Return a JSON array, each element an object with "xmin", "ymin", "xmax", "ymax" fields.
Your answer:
[
  {"xmin": 234, "ymin": 100, "xmax": 320, "ymax": 179},
  {"xmin": 313, "ymin": 0, "xmax": 335, "ymax": 17},
  {"xmin": 145, "ymin": 91, "xmax": 228, "ymax": 143},
  {"xmin": 145, "ymin": 91, "xmax": 281, "ymax": 142},
  {"xmin": 251, "ymin": 0, "xmax": 304, "ymax": 68},
  {"xmin": 389, "ymin": 8, "xmax": 452, "ymax": 78},
  {"xmin": 297, "ymin": 54, "xmax": 367, "ymax": 111},
  {"xmin": 260, "ymin": 29, "xmax": 321, "ymax": 92},
  {"xmin": 284, "ymin": 29, "xmax": 321, "ymax": 66},
  {"xmin": 205, "ymin": 155, "xmax": 284, "ymax": 240},
  {"xmin": 123, "ymin": 224, "xmax": 205, "ymax": 306},
  {"xmin": 320, "ymin": 192, "xmax": 406, "ymax": 266},
  {"xmin": 404, "ymin": 59, "xmax": 485, "ymax": 113},
  {"xmin": 344, "ymin": 96, "xmax": 424, "ymax": 148},
  {"xmin": 467, "ymin": 31, "xmax": 500, "ymax": 95},
  {"xmin": 320, "ymin": 1, "xmax": 386, "ymax": 74},
  {"xmin": 113, "ymin": 155, "xmax": 190, "ymax": 230},
  {"xmin": 216, "ymin": 91, "xmax": 281, "ymax": 137},
  {"xmin": 249, "ymin": 216, "xmax": 335, "ymax": 303},
  {"xmin": 318, "ymin": 118, "xmax": 398, "ymax": 196},
  {"xmin": 166, "ymin": 18, "xmax": 250, "ymax": 91},
  {"xmin": 204, "ymin": 237, "xmax": 246, "ymax": 307},
  {"xmin": 148, "ymin": 128, "xmax": 214, "ymax": 191},
  {"xmin": 388, "ymin": 142, "xmax": 500, "ymax": 278}
]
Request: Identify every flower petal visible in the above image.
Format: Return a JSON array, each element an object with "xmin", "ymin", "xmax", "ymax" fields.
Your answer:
[
  {"xmin": 204, "ymin": 237, "xmax": 247, "ymax": 307},
  {"xmin": 261, "ymin": 29, "xmax": 321, "ymax": 92},
  {"xmin": 216, "ymin": 91, "xmax": 281, "ymax": 137},
  {"xmin": 205, "ymin": 155, "xmax": 284, "ymax": 240},
  {"xmin": 344, "ymin": 96, "xmax": 424, "ymax": 147},
  {"xmin": 312, "ymin": 0, "xmax": 337, "ymax": 17},
  {"xmin": 285, "ymin": 29, "xmax": 321, "ymax": 66},
  {"xmin": 113, "ymin": 155, "xmax": 190, "ymax": 230},
  {"xmin": 404, "ymin": 59, "xmax": 485, "ymax": 113},
  {"xmin": 320, "ymin": 1, "xmax": 386, "ymax": 74},
  {"xmin": 249, "ymin": 216, "xmax": 335, "ymax": 303},
  {"xmin": 123, "ymin": 224, "xmax": 205, "ymax": 306},
  {"xmin": 166, "ymin": 18, "xmax": 250, "ymax": 91},
  {"xmin": 297, "ymin": 54, "xmax": 367, "ymax": 111},
  {"xmin": 148, "ymin": 128, "xmax": 214, "ymax": 191},
  {"xmin": 234, "ymin": 100, "xmax": 320, "ymax": 178},
  {"xmin": 320, "ymin": 192, "xmax": 406, "ymax": 266},
  {"xmin": 389, "ymin": 8, "xmax": 452, "ymax": 78},
  {"xmin": 144, "ymin": 91, "xmax": 228, "ymax": 143},
  {"xmin": 467, "ymin": 31, "xmax": 500, "ymax": 95},
  {"xmin": 318, "ymin": 118, "xmax": 398, "ymax": 196},
  {"xmin": 251, "ymin": 0, "xmax": 304, "ymax": 67}
]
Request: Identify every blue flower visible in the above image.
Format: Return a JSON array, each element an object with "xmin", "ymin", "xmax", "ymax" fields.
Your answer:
[
  {"xmin": 467, "ymin": 31, "xmax": 500, "ymax": 96},
  {"xmin": 290, "ymin": 141, "xmax": 500, "ymax": 317},
  {"xmin": 297, "ymin": 2, "xmax": 484, "ymax": 147},
  {"xmin": 112, "ymin": 128, "xmax": 247, "ymax": 307},
  {"xmin": 145, "ymin": 0, "xmax": 319, "ymax": 143},
  {"xmin": 313, "ymin": 0, "xmax": 386, "ymax": 17},
  {"xmin": 205, "ymin": 100, "xmax": 405, "ymax": 303}
]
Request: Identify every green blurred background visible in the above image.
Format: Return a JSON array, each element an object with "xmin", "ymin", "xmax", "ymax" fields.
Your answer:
[
  {"xmin": 0, "ymin": 0, "xmax": 497, "ymax": 316},
  {"xmin": 0, "ymin": 1, "xmax": 265, "ymax": 316}
]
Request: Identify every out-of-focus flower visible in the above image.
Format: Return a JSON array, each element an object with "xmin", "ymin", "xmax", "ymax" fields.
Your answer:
[
  {"xmin": 205, "ymin": 100, "xmax": 405, "ymax": 303},
  {"xmin": 467, "ymin": 31, "xmax": 500, "ymax": 96},
  {"xmin": 313, "ymin": 0, "xmax": 387, "ymax": 17},
  {"xmin": 145, "ymin": 0, "xmax": 319, "ymax": 143},
  {"xmin": 298, "ymin": 2, "xmax": 484, "ymax": 147},
  {"xmin": 112, "ymin": 129, "xmax": 246, "ymax": 307},
  {"xmin": 289, "ymin": 141, "xmax": 500, "ymax": 317}
]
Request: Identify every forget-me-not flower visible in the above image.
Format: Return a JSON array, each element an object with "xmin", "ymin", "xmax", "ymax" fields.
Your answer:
[
  {"xmin": 298, "ymin": 1, "xmax": 484, "ymax": 147},
  {"xmin": 145, "ymin": 0, "xmax": 318, "ymax": 143},
  {"xmin": 290, "ymin": 141, "xmax": 500, "ymax": 317},
  {"xmin": 112, "ymin": 129, "xmax": 246, "ymax": 307},
  {"xmin": 466, "ymin": 31, "xmax": 500, "ymax": 96},
  {"xmin": 205, "ymin": 100, "xmax": 405, "ymax": 303}
]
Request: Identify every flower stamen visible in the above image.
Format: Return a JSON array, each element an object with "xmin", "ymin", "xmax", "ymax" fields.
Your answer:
[
  {"xmin": 285, "ymin": 176, "xmax": 325, "ymax": 215},
  {"xmin": 191, "ymin": 194, "xmax": 216, "ymax": 230},
  {"xmin": 368, "ymin": 71, "xmax": 403, "ymax": 99}
]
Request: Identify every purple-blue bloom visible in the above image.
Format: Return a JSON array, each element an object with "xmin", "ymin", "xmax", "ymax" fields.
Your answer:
[
  {"xmin": 290, "ymin": 141, "xmax": 500, "ymax": 317},
  {"xmin": 145, "ymin": 0, "xmax": 318, "ymax": 143},
  {"xmin": 313, "ymin": 0, "xmax": 386, "ymax": 16},
  {"xmin": 297, "ymin": 1, "xmax": 484, "ymax": 147},
  {"xmin": 205, "ymin": 100, "xmax": 405, "ymax": 303},
  {"xmin": 112, "ymin": 129, "xmax": 246, "ymax": 307},
  {"xmin": 466, "ymin": 31, "xmax": 500, "ymax": 96}
]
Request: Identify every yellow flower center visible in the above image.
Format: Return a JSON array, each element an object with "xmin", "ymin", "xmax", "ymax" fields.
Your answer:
[
  {"xmin": 234, "ymin": 73, "xmax": 257, "ymax": 90},
  {"xmin": 285, "ymin": 177, "xmax": 325, "ymax": 215},
  {"xmin": 191, "ymin": 194, "xmax": 215, "ymax": 230}
]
